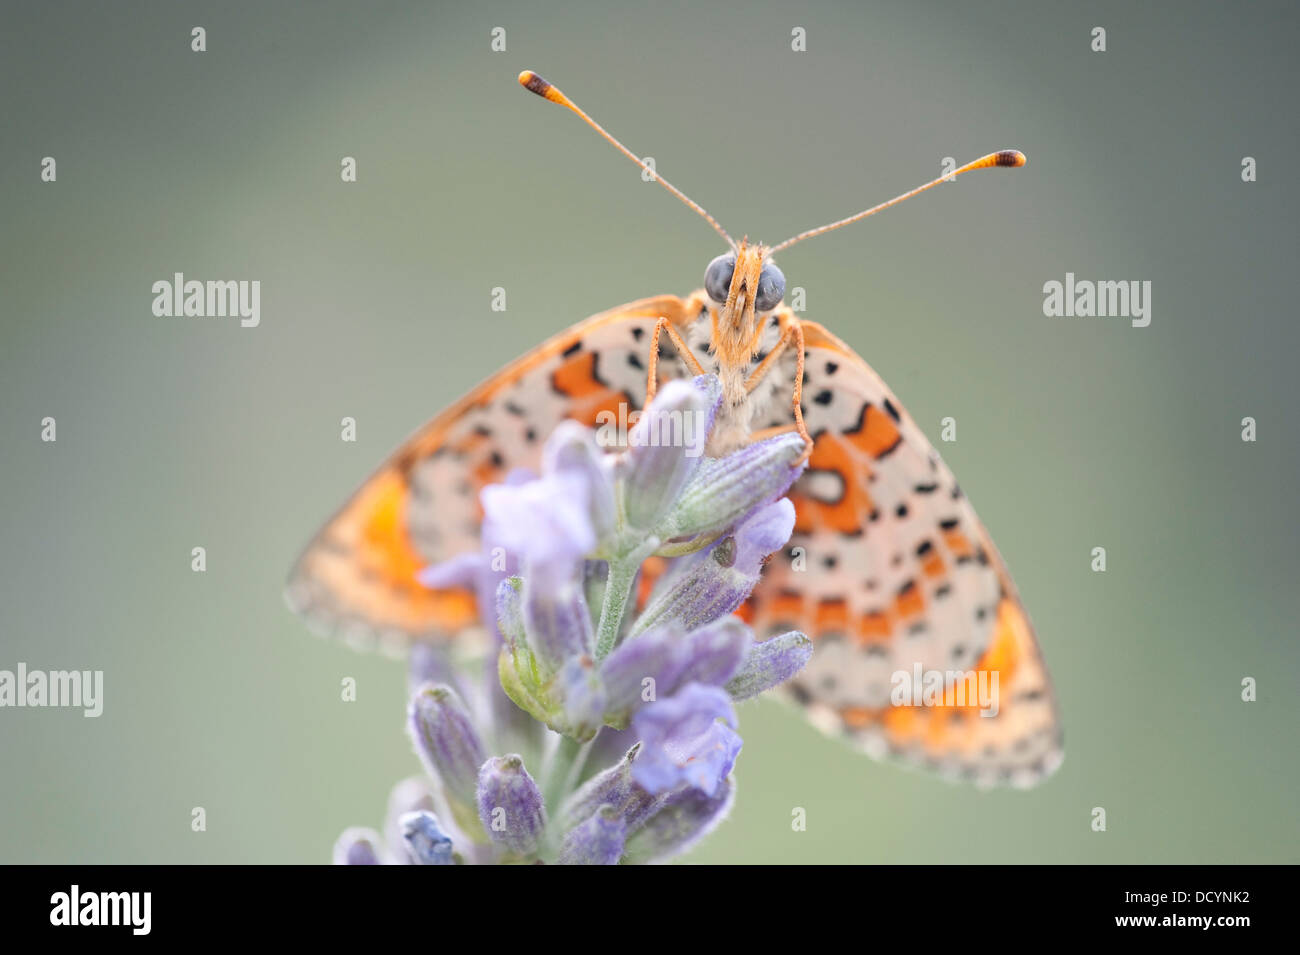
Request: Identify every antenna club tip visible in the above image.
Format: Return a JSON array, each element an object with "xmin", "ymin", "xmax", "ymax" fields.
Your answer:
[
  {"xmin": 517, "ymin": 70, "xmax": 548, "ymax": 94},
  {"xmin": 995, "ymin": 149, "xmax": 1027, "ymax": 168},
  {"xmin": 518, "ymin": 70, "xmax": 566, "ymax": 105}
]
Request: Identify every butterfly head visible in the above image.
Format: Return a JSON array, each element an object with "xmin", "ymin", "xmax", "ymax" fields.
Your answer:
[
  {"xmin": 517, "ymin": 69, "xmax": 1027, "ymax": 371},
  {"xmin": 702, "ymin": 239, "xmax": 785, "ymax": 364}
]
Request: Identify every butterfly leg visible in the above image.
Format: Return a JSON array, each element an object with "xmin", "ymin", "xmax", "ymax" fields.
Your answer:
[
  {"xmin": 645, "ymin": 316, "xmax": 706, "ymax": 405},
  {"xmin": 743, "ymin": 317, "xmax": 813, "ymax": 464}
]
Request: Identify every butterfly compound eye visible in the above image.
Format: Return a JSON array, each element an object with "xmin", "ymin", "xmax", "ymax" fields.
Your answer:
[
  {"xmin": 754, "ymin": 261, "xmax": 786, "ymax": 312},
  {"xmin": 704, "ymin": 252, "xmax": 737, "ymax": 304}
]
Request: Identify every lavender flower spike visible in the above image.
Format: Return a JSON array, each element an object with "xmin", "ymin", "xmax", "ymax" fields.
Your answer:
[
  {"xmin": 329, "ymin": 374, "xmax": 818, "ymax": 864},
  {"xmin": 476, "ymin": 755, "xmax": 546, "ymax": 857}
]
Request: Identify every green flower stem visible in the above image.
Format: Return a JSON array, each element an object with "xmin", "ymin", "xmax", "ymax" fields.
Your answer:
[
  {"xmin": 594, "ymin": 535, "xmax": 660, "ymax": 662},
  {"xmin": 542, "ymin": 735, "xmax": 592, "ymax": 827},
  {"xmin": 594, "ymin": 555, "xmax": 638, "ymax": 662}
]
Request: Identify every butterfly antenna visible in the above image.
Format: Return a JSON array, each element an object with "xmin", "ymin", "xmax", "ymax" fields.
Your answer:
[
  {"xmin": 770, "ymin": 151, "xmax": 1027, "ymax": 254},
  {"xmin": 519, "ymin": 70, "xmax": 737, "ymax": 251}
]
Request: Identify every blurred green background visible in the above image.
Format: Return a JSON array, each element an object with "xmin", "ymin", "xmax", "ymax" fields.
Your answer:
[{"xmin": 2, "ymin": 0, "xmax": 1296, "ymax": 864}]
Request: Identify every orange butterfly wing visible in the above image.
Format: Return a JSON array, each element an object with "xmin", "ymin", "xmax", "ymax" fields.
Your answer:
[
  {"xmin": 746, "ymin": 318, "xmax": 1064, "ymax": 787},
  {"xmin": 284, "ymin": 295, "xmax": 697, "ymax": 653},
  {"xmin": 287, "ymin": 293, "xmax": 1062, "ymax": 788}
]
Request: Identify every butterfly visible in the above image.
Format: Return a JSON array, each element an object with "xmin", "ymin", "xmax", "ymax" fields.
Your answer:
[{"xmin": 287, "ymin": 70, "xmax": 1063, "ymax": 790}]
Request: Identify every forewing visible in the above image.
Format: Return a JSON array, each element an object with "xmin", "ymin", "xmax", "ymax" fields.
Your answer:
[{"xmin": 285, "ymin": 295, "xmax": 696, "ymax": 653}]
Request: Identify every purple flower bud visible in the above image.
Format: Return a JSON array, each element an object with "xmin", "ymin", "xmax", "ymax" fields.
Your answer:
[
  {"xmin": 622, "ymin": 378, "xmax": 717, "ymax": 530},
  {"xmin": 598, "ymin": 617, "xmax": 751, "ymax": 725},
  {"xmin": 630, "ymin": 683, "xmax": 742, "ymax": 797},
  {"xmin": 332, "ymin": 827, "xmax": 384, "ymax": 865},
  {"xmin": 545, "ymin": 422, "xmax": 617, "ymax": 546},
  {"xmin": 665, "ymin": 430, "xmax": 805, "ymax": 540},
  {"xmin": 674, "ymin": 616, "xmax": 753, "ymax": 689},
  {"xmin": 635, "ymin": 498, "xmax": 796, "ymax": 634},
  {"xmin": 558, "ymin": 805, "xmax": 627, "ymax": 865},
  {"xmin": 400, "ymin": 811, "xmax": 455, "ymax": 865},
  {"xmin": 495, "ymin": 577, "xmax": 525, "ymax": 646},
  {"xmin": 557, "ymin": 655, "xmax": 608, "ymax": 741},
  {"xmin": 725, "ymin": 630, "xmax": 814, "ymax": 700},
  {"xmin": 623, "ymin": 776, "xmax": 735, "ymax": 864},
  {"xmin": 383, "ymin": 776, "xmax": 437, "ymax": 863},
  {"xmin": 560, "ymin": 743, "xmax": 650, "ymax": 832},
  {"xmin": 492, "ymin": 578, "xmax": 565, "ymax": 749},
  {"xmin": 476, "ymin": 755, "xmax": 546, "ymax": 857},
  {"xmin": 522, "ymin": 572, "xmax": 594, "ymax": 672},
  {"xmin": 408, "ymin": 684, "xmax": 487, "ymax": 826},
  {"xmin": 596, "ymin": 626, "xmax": 688, "ymax": 723}
]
